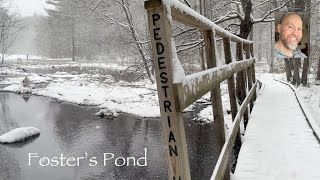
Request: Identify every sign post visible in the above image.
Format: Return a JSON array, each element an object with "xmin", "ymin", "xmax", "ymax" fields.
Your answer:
[{"xmin": 145, "ymin": 0, "xmax": 191, "ymax": 179}]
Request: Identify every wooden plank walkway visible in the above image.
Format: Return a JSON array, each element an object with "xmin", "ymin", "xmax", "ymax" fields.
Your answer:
[{"xmin": 233, "ymin": 74, "xmax": 320, "ymax": 180}]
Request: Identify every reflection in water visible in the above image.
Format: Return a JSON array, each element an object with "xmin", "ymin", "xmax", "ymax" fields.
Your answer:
[{"xmin": 0, "ymin": 92, "xmax": 220, "ymax": 180}]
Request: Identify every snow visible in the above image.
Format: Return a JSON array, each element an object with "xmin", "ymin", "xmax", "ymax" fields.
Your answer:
[
  {"xmin": 273, "ymin": 79, "xmax": 320, "ymax": 139},
  {"xmin": 0, "ymin": 127, "xmax": 40, "ymax": 143},
  {"xmin": 3, "ymin": 78, "xmax": 160, "ymax": 117},
  {"xmin": 232, "ymin": 74, "xmax": 320, "ymax": 180},
  {"xmin": 271, "ymin": 73, "xmax": 320, "ymax": 127},
  {"xmin": 0, "ymin": 65, "xmax": 160, "ymax": 117},
  {"xmin": 297, "ymin": 83, "xmax": 320, "ymax": 125},
  {"xmin": 171, "ymin": 38, "xmax": 185, "ymax": 83},
  {"xmin": 3, "ymin": 54, "xmax": 43, "ymax": 60},
  {"xmin": 193, "ymin": 82, "xmax": 235, "ymax": 135},
  {"xmin": 22, "ymin": 62, "xmax": 128, "ymax": 71}
]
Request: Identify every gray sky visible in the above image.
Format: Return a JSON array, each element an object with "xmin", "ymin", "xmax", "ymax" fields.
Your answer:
[{"xmin": 13, "ymin": 0, "xmax": 48, "ymax": 17}]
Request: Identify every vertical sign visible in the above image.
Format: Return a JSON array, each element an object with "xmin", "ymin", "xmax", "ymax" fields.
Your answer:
[{"xmin": 144, "ymin": 0, "xmax": 191, "ymax": 179}]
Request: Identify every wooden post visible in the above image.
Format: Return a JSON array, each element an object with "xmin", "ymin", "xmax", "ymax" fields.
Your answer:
[
  {"xmin": 236, "ymin": 42, "xmax": 249, "ymax": 129},
  {"xmin": 204, "ymin": 30, "xmax": 229, "ymax": 180},
  {"xmin": 223, "ymin": 37, "xmax": 241, "ymax": 152},
  {"xmin": 145, "ymin": 1, "xmax": 191, "ymax": 179},
  {"xmin": 244, "ymin": 44, "xmax": 253, "ymax": 112}
]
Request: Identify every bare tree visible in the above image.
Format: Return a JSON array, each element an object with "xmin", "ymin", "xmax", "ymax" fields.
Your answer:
[
  {"xmin": 45, "ymin": 0, "xmax": 82, "ymax": 61},
  {"xmin": 77, "ymin": 0, "xmax": 155, "ymax": 83},
  {"xmin": 317, "ymin": 52, "xmax": 320, "ymax": 80},
  {"xmin": 0, "ymin": 5, "xmax": 23, "ymax": 64}
]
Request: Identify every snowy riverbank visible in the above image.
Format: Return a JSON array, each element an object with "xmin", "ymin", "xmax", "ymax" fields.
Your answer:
[{"xmin": 0, "ymin": 63, "xmax": 318, "ymax": 130}]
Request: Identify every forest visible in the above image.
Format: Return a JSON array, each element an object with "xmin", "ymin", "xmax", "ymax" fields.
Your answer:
[{"xmin": 0, "ymin": 0, "xmax": 318, "ymax": 82}]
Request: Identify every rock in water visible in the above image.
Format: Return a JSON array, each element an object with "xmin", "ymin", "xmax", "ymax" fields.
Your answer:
[
  {"xmin": 22, "ymin": 76, "xmax": 31, "ymax": 87},
  {"xmin": 0, "ymin": 127, "xmax": 40, "ymax": 144}
]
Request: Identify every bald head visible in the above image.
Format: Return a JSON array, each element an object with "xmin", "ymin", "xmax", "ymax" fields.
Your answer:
[
  {"xmin": 277, "ymin": 13, "xmax": 303, "ymax": 52},
  {"xmin": 280, "ymin": 13, "xmax": 303, "ymax": 27}
]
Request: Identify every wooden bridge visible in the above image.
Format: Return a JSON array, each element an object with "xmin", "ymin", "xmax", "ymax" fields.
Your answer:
[{"xmin": 144, "ymin": 0, "xmax": 320, "ymax": 179}]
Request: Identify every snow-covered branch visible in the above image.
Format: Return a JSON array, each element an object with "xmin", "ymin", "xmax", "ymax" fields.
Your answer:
[
  {"xmin": 214, "ymin": 11, "xmax": 244, "ymax": 24},
  {"xmin": 78, "ymin": 0, "xmax": 131, "ymax": 32},
  {"xmin": 252, "ymin": 0, "xmax": 272, "ymax": 9},
  {"xmin": 252, "ymin": 0, "xmax": 290, "ymax": 24}
]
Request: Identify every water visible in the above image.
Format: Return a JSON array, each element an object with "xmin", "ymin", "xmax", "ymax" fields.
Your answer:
[{"xmin": 0, "ymin": 93, "xmax": 220, "ymax": 180}]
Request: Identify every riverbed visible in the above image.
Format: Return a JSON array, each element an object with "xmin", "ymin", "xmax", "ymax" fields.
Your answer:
[{"xmin": 0, "ymin": 92, "xmax": 220, "ymax": 180}]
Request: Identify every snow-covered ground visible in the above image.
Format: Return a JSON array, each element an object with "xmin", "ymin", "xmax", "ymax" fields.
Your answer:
[
  {"xmin": 0, "ymin": 65, "xmax": 160, "ymax": 118},
  {"xmin": 271, "ymin": 73, "xmax": 320, "ymax": 125},
  {"xmin": 2, "ymin": 54, "xmax": 44, "ymax": 60},
  {"xmin": 0, "ymin": 63, "xmax": 236, "ymax": 129},
  {"xmin": 0, "ymin": 61, "xmax": 318, "ymax": 130}
]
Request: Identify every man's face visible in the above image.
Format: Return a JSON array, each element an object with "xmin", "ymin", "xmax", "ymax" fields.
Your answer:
[{"xmin": 277, "ymin": 14, "xmax": 303, "ymax": 51}]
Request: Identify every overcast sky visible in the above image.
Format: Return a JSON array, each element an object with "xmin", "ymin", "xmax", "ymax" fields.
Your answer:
[{"xmin": 13, "ymin": 0, "xmax": 48, "ymax": 17}]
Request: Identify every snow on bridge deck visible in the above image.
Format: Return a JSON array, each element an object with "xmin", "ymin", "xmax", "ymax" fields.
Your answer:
[{"xmin": 233, "ymin": 74, "xmax": 320, "ymax": 180}]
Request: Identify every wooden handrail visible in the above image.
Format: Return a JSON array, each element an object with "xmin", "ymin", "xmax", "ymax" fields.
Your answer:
[
  {"xmin": 211, "ymin": 82, "xmax": 258, "ymax": 180},
  {"xmin": 145, "ymin": 0, "xmax": 252, "ymax": 44},
  {"xmin": 174, "ymin": 58, "xmax": 255, "ymax": 111}
]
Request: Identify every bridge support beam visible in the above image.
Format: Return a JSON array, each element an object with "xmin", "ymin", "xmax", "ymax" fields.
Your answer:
[
  {"xmin": 223, "ymin": 37, "xmax": 242, "ymax": 171},
  {"xmin": 204, "ymin": 30, "xmax": 230, "ymax": 180}
]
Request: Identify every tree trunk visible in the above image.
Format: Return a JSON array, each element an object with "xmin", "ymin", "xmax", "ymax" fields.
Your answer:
[
  {"xmin": 293, "ymin": 59, "xmax": 300, "ymax": 86},
  {"xmin": 72, "ymin": 28, "xmax": 76, "ymax": 61},
  {"xmin": 317, "ymin": 53, "xmax": 320, "ymax": 80},
  {"xmin": 270, "ymin": 57, "xmax": 274, "ymax": 73},
  {"xmin": 200, "ymin": 45, "xmax": 206, "ymax": 70},
  {"xmin": 258, "ymin": 32, "xmax": 262, "ymax": 62},
  {"xmin": 284, "ymin": 58, "xmax": 292, "ymax": 82},
  {"xmin": 1, "ymin": 38, "xmax": 4, "ymax": 64},
  {"xmin": 1, "ymin": 53, "xmax": 4, "ymax": 64},
  {"xmin": 203, "ymin": 0, "xmax": 207, "ymax": 18},
  {"xmin": 301, "ymin": 58, "xmax": 309, "ymax": 86},
  {"xmin": 199, "ymin": 0, "xmax": 206, "ymax": 70},
  {"xmin": 239, "ymin": 0, "xmax": 253, "ymax": 39}
]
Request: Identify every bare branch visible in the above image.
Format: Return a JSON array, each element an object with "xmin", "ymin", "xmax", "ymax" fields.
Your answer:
[
  {"xmin": 252, "ymin": 0, "xmax": 272, "ymax": 9},
  {"xmin": 228, "ymin": 23, "xmax": 241, "ymax": 29},
  {"xmin": 307, "ymin": 1, "xmax": 320, "ymax": 11},
  {"xmin": 184, "ymin": 0, "xmax": 191, "ymax": 7},
  {"xmin": 173, "ymin": 28, "xmax": 197, "ymax": 37},
  {"xmin": 177, "ymin": 40, "xmax": 203, "ymax": 54}
]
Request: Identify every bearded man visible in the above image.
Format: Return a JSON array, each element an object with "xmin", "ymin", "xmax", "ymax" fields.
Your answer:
[{"xmin": 275, "ymin": 13, "xmax": 307, "ymax": 58}]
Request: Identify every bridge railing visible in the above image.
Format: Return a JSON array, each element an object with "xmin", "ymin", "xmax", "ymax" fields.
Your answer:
[{"xmin": 144, "ymin": 0, "xmax": 257, "ymax": 179}]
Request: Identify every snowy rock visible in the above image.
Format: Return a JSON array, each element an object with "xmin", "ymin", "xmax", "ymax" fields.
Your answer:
[
  {"xmin": 0, "ymin": 127, "xmax": 40, "ymax": 144},
  {"xmin": 95, "ymin": 109, "xmax": 118, "ymax": 119}
]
